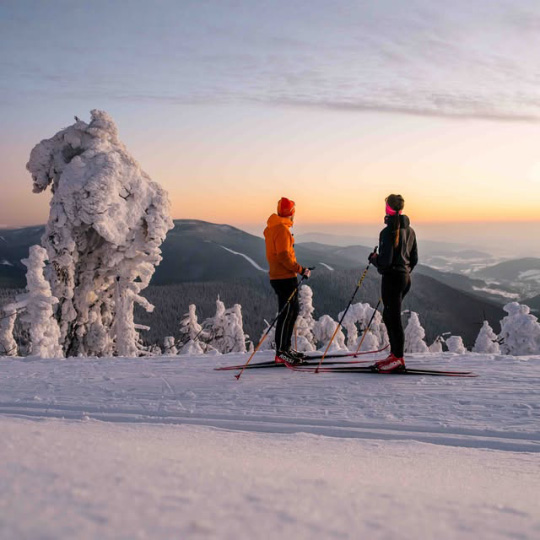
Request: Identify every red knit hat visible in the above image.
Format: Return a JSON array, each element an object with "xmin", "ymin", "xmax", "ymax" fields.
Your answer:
[{"xmin": 277, "ymin": 197, "xmax": 295, "ymax": 217}]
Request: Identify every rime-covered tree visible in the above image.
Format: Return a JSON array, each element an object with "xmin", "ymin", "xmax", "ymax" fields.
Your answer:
[
  {"xmin": 223, "ymin": 304, "xmax": 248, "ymax": 354},
  {"xmin": 313, "ymin": 315, "xmax": 347, "ymax": 351},
  {"xmin": 163, "ymin": 336, "xmax": 178, "ymax": 356},
  {"xmin": 295, "ymin": 285, "xmax": 316, "ymax": 352},
  {"xmin": 339, "ymin": 303, "xmax": 364, "ymax": 350},
  {"xmin": 26, "ymin": 110, "xmax": 173, "ymax": 357},
  {"xmin": 17, "ymin": 246, "xmax": 63, "ymax": 358},
  {"xmin": 404, "ymin": 312, "xmax": 428, "ymax": 353},
  {"xmin": 203, "ymin": 298, "xmax": 248, "ymax": 354},
  {"xmin": 446, "ymin": 335, "xmax": 467, "ymax": 354},
  {"xmin": 429, "ymin": 336, "xmax": 444, "ymax": 353},
  {"xmin": 179, "ymin": 304, "xmax": 204, "ymax": 355},
  {"xmin": 498, "ymin": 302, "xmax": 540, "ymax": 355},
  {"xmin": 0, "ymin": 305, "xmax": 18, "ymax": 356},
  {"xmin": 258, "ymin": 320, "xmax": 276, "ymax": 352},
  {"xmin": 473, "ymin": 321, "xmax": 500, "ymax": 354}
]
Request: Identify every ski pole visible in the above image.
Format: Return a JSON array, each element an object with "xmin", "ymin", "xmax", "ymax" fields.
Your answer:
[
  {"xmin": 315, "ymin": 247, "xmax": 377, "ymax": 373},
  {"xmin": 354, "ymin": 297, "xmax": 382, "ymax": 355},
  {"xmin": 235, "ymin": 270, "xmax": 313, "ymax": 380}
]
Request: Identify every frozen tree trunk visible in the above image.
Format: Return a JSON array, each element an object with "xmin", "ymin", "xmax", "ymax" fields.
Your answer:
[
  {"xmin": 446, "ymin": 335, "xmax": 467, "ymax": 354},
  {"xmin": 0, "ymin": 305, "xmax": 19, "ymax": 356},
  {"xmin": 295, "ymin": 285, "xmax": 316, "ymax": 352},
  {"xmin": 498, "ymin": 302, "xmax": 540, "ymax": 355},
  {"xmin": 473, "ymin": 321, "xmax": 501, "ymax": 354},
  {"xmin": 26, "ymin": 110, "xmax": 174, "ymax": 357},
  {"xmin": 404, "ymin": 312, "xmax": 429, "ymax": 353},
  {"xmin": 17, "ymin": 246, "xmax": 63, "ymax": 358}
]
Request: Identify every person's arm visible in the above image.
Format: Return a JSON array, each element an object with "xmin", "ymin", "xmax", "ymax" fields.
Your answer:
[
  {"xmin": 410, "ymin": 233, "xmax": 418, "ymax": 271},
  {"xmin": 274, "ymin": 226, "xmax": 304, "ymax": 274},
  {"xmin": 375, "ymin": 229, "xmax": 393, "ymax": 271}
]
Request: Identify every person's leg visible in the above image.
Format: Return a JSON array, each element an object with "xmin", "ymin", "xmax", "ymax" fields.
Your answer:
[
  {"xmin": 270, "ymin": 278, "xmax": 299, "ymax": 352},
  {"xmin": 381, "ymin": 274, "xmax": 400, "ymax": 356},
  {"xmin": 381, "ymin": 273, "xmax": 409, "ymax": 358}
]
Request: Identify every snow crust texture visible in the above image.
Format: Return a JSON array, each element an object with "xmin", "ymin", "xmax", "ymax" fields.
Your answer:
[{"xmin": 0, "ymin": 351, "xmax": 539, "ymax": 539}]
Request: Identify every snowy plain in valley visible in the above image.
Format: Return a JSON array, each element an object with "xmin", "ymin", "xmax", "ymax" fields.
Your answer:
[{"xmin": 1, "ymin": 351, "xmax": 539, "ymax": 539}]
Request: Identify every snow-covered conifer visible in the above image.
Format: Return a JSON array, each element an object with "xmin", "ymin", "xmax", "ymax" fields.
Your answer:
[
  {"xmin": 498, "ymin": 302, "xmax": 540, "ymax": 355},
  {"xmin": 295, "ymin": 285, "xmax": 316, "ymax": 352},
  {"xmin": 339, "ymin": 303, "xmax": 364, "ymax": 350},
  {"xmin": 26, "ymin": 110, "xmax": 174, "ymax": 357},
  {"xmin": 179, "ymin": 304, "xmax": 204, "ymax": 355},
  {"xmin": 17, "ymin": 246, "xmax": 63, "ymax": 358},
  {"xmin": 203, "ymin": 299, "xmax": 248, "ymax": 354},
  {"xmin": 258, "ymin": 320, "xmax": 276, "ymax": 352},
  {"xmin": 313, "ymin": 315, "xmax": 347, "ymax": 351},
  {"xmin": 473, "ymin": 321, "xmax": 500, "ymax": 354},
  {"xmin": 222, "ymin": 304, "xmax": 248, "ymax": 353},
  {"xmin": 429, "ymin": 336, "xmax": 444, "ymax": 353},
  {"xmin": 404, "ymin": 312, "xmax": 428, "ymax": 353},
  {"xmin": 163, "ymin": 336, "xmax": 178, "ymax": 356},
  {"xmin": 446, "ymin": 335, "xmax": 467, "ymax": 354}
]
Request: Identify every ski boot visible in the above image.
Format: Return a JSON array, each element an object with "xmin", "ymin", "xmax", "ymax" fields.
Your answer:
[{"xmin": 373, "ymin": 353, "xmax": 405, "ymax": 373}]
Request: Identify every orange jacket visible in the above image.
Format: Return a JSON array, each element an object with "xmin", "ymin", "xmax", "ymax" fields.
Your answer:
[{"xmin": 264, "ymin": 213, "xmax": 303, "ymax": 280}]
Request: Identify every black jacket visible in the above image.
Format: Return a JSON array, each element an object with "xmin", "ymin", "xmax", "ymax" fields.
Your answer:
[{"xmin": 373, "ymin": 215, "xmax": 418, "ymax": 274}]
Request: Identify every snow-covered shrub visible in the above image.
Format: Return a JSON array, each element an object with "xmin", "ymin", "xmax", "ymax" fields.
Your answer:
[
  {"xmin": 295, "ymin": 285, "xmax": 316, "ymax": 352},
  {"xmin": 26, "ymin": 110, "xmax": 174, "ymax": 357},
  {"xmin": 163, "ymin": 336, "xmax": 178, "ymax": 356},
  {"xmin": 428, "ymin": 336, "xmax": 444, "ymax": 353},
  {"xmin": 313, "ymin": 315, "xmax": 347, "ymax": 351},
  {"xmin": 258, "ymin": 320, "xmax": 276, "ymax": 352},
  {"xmin": 203, "ymin": 298, "xmax": 248, "ymax": 354},
  {"xmin": 446, "ymin": 335, "xmax": 467, "ymax": 354},
  {"xmin": 404, "ymin": 312, "xmax": 428, "ymax": 353},
  {"xmin": 498, "ymin": 302, "xmax": 540, "ymax": 355},
  {"xmin": 473, "ymin": 321, "xmax": 500, "ymax": 354},
  {"xmin": 338, "ymin": 302, "xmax": 382, "ymax": 352}
]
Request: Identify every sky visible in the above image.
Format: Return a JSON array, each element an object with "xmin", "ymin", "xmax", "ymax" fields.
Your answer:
[{"xmin": 1, "ymin": 0, "xmax": 540, "ymax": 253}]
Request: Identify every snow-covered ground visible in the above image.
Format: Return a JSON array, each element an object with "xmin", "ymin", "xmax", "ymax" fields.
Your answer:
[{"xmin": 1, "ymin": 351, "xmax": 539, "ymax": 539}]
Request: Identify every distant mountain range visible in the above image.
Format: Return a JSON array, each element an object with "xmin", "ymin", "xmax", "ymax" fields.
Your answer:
[{"xmin": 0, "ymin": 220, "xmax": 514, "ymax": 347}]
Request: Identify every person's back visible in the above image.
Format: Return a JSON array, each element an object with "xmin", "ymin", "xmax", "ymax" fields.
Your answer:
[{"xmin": 264, "ymin": 197, "xmax": 310, "ymax": 364}]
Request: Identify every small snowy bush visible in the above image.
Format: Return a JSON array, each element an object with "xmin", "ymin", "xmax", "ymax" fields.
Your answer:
[
  {"xmin": 473, "ymin": 321, "xmax": 500, "ymax": 354},
  {"xmin": 446, "ymin": 335, "xmax": 467, "ymax": 354},
  {"xmin": 404, "ymin": 312, "xmax": 428, "ymax": 353},
  {"xmin": 498, "ymin": 302, "xmax": 540, "ymax": 355}
]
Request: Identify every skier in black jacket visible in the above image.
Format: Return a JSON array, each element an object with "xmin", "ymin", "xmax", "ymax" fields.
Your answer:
[{"xmin": 368, "ymin": 194, "xmax": 418, "ymax": 372}]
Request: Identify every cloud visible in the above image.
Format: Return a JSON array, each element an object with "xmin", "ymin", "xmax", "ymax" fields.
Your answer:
[{"xmin": 2, "ymin": 0, "xmax": 540, "ymax": 122}]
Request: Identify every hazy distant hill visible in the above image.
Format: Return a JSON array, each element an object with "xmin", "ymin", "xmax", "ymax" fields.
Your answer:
[{"xmin": 472, "ymin": 258, "xmax": 540, "ymax": 297}]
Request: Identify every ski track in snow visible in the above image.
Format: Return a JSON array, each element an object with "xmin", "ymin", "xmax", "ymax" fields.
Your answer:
[
  {"xmin": 0, "ymin": 352, "xmax": 538, "ymax": 453},
  {"xmin": 218, "ymin": 245, "xmax": 267, "ymax": 272},
  {"xmin": 319, "ymin": 262, "xmax": 335, "ymax": 271}
]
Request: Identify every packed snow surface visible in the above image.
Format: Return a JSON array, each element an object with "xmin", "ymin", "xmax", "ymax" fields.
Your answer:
[{"xmin": 1, "ymin": 352, "xmax": 539, "ymax": 539}]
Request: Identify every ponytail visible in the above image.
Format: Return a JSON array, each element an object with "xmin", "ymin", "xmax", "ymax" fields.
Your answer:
[{"xmin": 394, "ymin": 214, "xmax": 400, "ymax": 248}]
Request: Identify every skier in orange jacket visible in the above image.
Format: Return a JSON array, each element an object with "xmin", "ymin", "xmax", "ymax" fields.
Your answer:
[{"xmin": 264, "ymin": 197, "xmax": 311, "ymax": 364}]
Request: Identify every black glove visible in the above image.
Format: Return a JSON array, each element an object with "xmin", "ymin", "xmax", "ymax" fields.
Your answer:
[
  {"xmin": 301, "ymin": 267, "xmax": 312, "ymax": 279},
  {"xmin": 368, "ymin": 252, "xmax": 377, "ymax": 264}
]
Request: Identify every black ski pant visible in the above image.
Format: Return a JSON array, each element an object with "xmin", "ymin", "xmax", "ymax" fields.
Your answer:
[
  {"xmin": 381, "ymin": 271, "xmax": 411, "ymax": 358},
  {"xmin": 270, "ymin": 277, "xmax": 300, "ymax": 353}
]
